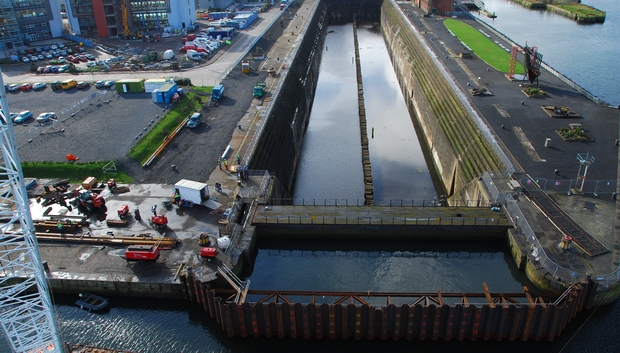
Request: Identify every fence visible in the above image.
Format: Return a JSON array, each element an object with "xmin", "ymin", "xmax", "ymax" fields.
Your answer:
[
  {"xmin": 269, "ymin": 198, "xmax": 491, "ymax": 207},
  {"xmin": 481, "ymin": 172, "xmax": 620, "ymax": 289},
  {"xmin": 522, "ymin": 177, "xmax": 617, "ymax": 196},
  {"xmin": 256, "ymin": 215, "xmax": 501, "ymax": 226},
  {"xmin": 62, "ymin": 33, "xmax": 94, "ymax": 48}
]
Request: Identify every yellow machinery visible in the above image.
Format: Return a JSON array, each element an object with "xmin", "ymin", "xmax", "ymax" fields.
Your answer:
[{"xmin": 121, "ymin": 0, "xmax": 133, "ymax": 39}]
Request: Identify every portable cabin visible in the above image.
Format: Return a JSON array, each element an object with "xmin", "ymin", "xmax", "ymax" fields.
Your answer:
[{"xmin": 115, "ymin": 79, "xmax": 145, "ymax": 94}]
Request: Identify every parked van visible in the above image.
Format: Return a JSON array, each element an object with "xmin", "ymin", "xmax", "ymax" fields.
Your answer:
[{"xmin": 61, "ymin": 79, "xmax": 77, "ymax": 90}]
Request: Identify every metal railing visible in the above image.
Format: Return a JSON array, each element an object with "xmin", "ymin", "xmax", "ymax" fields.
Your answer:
[
  {"xmin": 481, "ymin": 172, "xmax": 620, "ymax": 289},
  {"xmin": 256, "ymin": 215, "xmax": 502, "ymax": 226},
  {"xmin": 523, "ymin": 177, "xmax": 617, "ymax": 196},
  {"xmin": 270, "ymin": 198, "xmax": 491, "ymax": 207}
]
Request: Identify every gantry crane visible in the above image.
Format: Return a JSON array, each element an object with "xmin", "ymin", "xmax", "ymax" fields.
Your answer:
[{"xmin": 0, "ymin": 70, "xmax": 64, "ymax": 352}]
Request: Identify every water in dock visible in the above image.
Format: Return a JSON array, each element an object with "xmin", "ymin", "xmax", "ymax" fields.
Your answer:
[{"xmin": 293, "ymin": 25, "xmax": 436, "ymax": 204}]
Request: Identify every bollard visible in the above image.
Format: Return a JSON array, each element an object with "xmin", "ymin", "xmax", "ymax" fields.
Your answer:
[
  {"xmin": 554, "ymin": 169, "xmax": 560, "ymax": 175},
  {"xmin": 545, "ymin": 138, "xmax": 551, "ymax": 148}
]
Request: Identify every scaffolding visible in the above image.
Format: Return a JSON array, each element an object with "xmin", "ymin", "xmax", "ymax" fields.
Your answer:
[{"xmin": 0, "ymin": 71, "xmax": 63, "ymax": 352}]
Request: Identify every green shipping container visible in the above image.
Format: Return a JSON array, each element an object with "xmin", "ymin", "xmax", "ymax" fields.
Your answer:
[{"xmin": 115, "ymin": 79, "xmax": 146, "ymax": 94}]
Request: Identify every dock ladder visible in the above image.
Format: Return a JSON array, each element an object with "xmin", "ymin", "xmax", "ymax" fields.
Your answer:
[{"xmin": 217, "ymin": 265, "xmax": 250, "ymax": 304}]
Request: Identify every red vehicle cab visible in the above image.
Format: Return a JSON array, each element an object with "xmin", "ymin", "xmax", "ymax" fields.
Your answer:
[
  {"xmin": 125, "ymin": 245, "xmax": 160, "ymax": 261},
  {"xmin": 20, "ymin": 83, "xmax": 33, "ymax": 91},
  {"xmin": 179, "ymin": 44, "xmax": 196, "ymax": 53}
]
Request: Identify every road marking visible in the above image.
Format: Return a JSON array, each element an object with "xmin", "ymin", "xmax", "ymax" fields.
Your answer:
[{"xmin": 513, "ymin": 126, "xmax": 546, "ymax": 162}]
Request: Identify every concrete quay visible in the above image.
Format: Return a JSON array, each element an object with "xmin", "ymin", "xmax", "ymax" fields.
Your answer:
[{"xmin": 394, "ymin": 2, "xmax": 620, "ymax": 303}]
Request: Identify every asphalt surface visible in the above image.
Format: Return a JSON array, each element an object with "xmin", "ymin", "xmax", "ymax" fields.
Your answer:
[{"xmin": 2, "ymin": 3, "xmax": 293, "ymax": 187}]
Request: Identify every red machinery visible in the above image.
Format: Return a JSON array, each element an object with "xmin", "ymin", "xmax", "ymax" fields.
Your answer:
[
  {"xmin": 107, "ymin": 178, "xmax": 117, "ymax": 189},
  {"xmin": 200, "ymin": 247, "xmax": 217, "ymax": 261},
  {"xmin": 150, "ymin": 205, "xmax": 168, "ymax": 229},
  {"xmin": 73, "ymin": 190, "xmax": 105, "ymax": 212},
  {"xmin": 125, "ymin": 245, "xmax": 160, "ymax": 261},
  {"xmin": 117, "ymin": 204, "xmax": 129, "ymax": 219}
]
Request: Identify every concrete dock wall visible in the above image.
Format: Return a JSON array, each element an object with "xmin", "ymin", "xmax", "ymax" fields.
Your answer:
[
  {"xmin": 381, "ymin": 1, "xmax": 505, "ymax": 205},
  {"xmin": 248, "ymin": 2, "xmax": 328, "ymax": 194}
]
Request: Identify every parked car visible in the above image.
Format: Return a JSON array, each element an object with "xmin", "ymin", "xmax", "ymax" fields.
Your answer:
[
  {"xmin": 66, "ymin": 48, "xmax": 73, "ymax": 54},
  {"xmin": 103, "ymin": 80, "xmax": 115, "ymax": 88},
  {"xmin": 95, "ymin": 80, "xmax": 106, "ymax": 88},
  {"xmin": 186, "ymin": 112, "xmax": 202, "ymax": 129},
  {"xmin": 36, "ymin": 67, "xmax": 46, "ymax": 74},
  {"xmin": 30, "ymin": 56, "xmax": 38, "ymax": 62},
  {"xmin": 58, "ymin": 43, "xmax": 64, "ymax": 48},
  {"xmin": 51, "ymin": 81, "xmax": 62, "ymax": 90},
  {"xmin": 7, "ymin": 84, "xmax": 20, "ymax": 92},
  {"xmin": 58, "ymin": 64, "xmax": 70, "ymax": 72},
  {"xmin": 21, "ymin": 57, "xmax": 30, "ymax": 63},
  {"xmin": 45, "ymin": 53, "xmax": 53, "ymax": 59},
  {"xmin": 20, "ymin": 83, "xmax": 33, "ymax": 91},
  {"xmin": 50, "ymin": 66, "xmax": 59, "ymax": 73},
  {"xmin": 76, "ymin": 81, "xmax": 90, "ymax": 89},
  {"xmin": 33, "ymin": 82, "xmax": 47, "ymax": 91},
  {"xmin": 50, "ymin": 45, "xmax": 58, "ymax": 50},
  {"xmin": 57, "ymin": 57, "xmax": 66, "ymax": 63},
  {"xmin": 36, "ymin": 112, "xmax": 57, "ymax": 123},
  {"xmin": 60, "ymin": 50, "xmax": 67, "ymax": 56},
  {"xmin": 13, "ymin": 110, "xmax": 33, "ymax": 123},
  {"xmin": 86, "ymin": 54, "xmax": 95, "ymax": 60},
  {"xmin": 42, "ymin": 46, "xmax": 50, "ymax": 51},
  {"xmin": 37, "ymin": 54, "xmax": 44, "ymax": 60},
  {"xmin": 78, "ymin": 55, "xmax": 88, "ymax": 62},
  {"xmin": 86, "ymin": 61, "xmax": 96, "ymax": 68}
]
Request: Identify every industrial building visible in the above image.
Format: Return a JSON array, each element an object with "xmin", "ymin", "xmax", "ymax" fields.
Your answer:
[
  {"xmin": 0, "ymin": 0, "xmax": 63, "ymax": 53},
  {"xmin": 64, "ymin": 0, "xmax": 196, "ymax": 38}
]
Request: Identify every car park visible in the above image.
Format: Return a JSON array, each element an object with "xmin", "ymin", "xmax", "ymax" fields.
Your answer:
[
  {"xmin": 95, "ymin": 80, "xmax": 105, "ymax": 88},
  {"xmin": 20, "ymin": 83, "xmax": 33, "ymax": 91},
  {"xmin": 186, "ymin": 112, "xmax": 202, "ymax": 128},
  {"xmin": 35, "ymin": 48, "xmax": 42, "ymax": 53},
  {"xmin": 103, "ymin": 81, "xmax": 115, "ymax": 88},
  {"xmin": 18, "ymin": 50, "xmax": 26, "ymax": 55},
  {"xmin": 36, "ymin": 112, "xmax": 57, "ymax": 123},
  {"xmin": 13, "ymin": 111, "xmax": 33, "ymax": 123},
  {"xmin": 26, "ymin": 48, "xmax": 35, "ymax": 54},
  {"xmin": 33, "ymin": 82, "xmax": 47, "ymax": 91},
  {"xmin": 51, "ymin": 81, "xmax": 62, "ymax": 90},
  {"xmin": 8, "ymin": 84, "xmax": 20, "ymax": 92},
  {"xmin": 76, "ymin": 81, "xmax": 90, "ymax": 89}
]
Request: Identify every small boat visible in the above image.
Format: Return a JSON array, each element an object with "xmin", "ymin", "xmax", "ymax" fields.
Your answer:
[{"xmin": 75, "ymin": 293, "xmax": 109, "ymax": 313}]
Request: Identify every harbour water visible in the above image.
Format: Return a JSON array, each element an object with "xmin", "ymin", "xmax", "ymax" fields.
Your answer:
[{"xmin": 472, "ymin": 0, "xmax": 619, "ymax": 107}]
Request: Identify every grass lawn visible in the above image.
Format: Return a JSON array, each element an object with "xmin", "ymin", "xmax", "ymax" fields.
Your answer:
[
  {"xmin": 553, "ymin": 4, "xmax": 605, "ymax": 18},
  {"xmin": 128, "ymin": 91, "xmax": 208, "ymax": 165},
  {"xmin": 444, "ymin": 19, "xmax": 525, "ymax": 74},
  {"xmin": 21, "ymin": 161, "xmax": 133, "ymax": 183}
]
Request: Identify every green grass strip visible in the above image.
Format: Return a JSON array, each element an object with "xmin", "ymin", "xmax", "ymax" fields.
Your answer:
[
  {"xmin": 443, "ymin": 19, "xmax": 525, "ymax": 74},
  {"xmin": 128, "ymin": 91, "xmax": 208, "ymax": 165},
  {"xmin": 22, "ymin": 161, "xmax": 133, "ymax": 183},
  {"xmin": 553, "ymin": 4, "xmax": 605, "ymax": 18}
]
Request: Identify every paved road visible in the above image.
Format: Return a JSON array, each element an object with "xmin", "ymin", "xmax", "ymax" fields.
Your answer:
[{"xmin": 1, "ymin": 4, "xmax": 286, "ymax": 88}]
